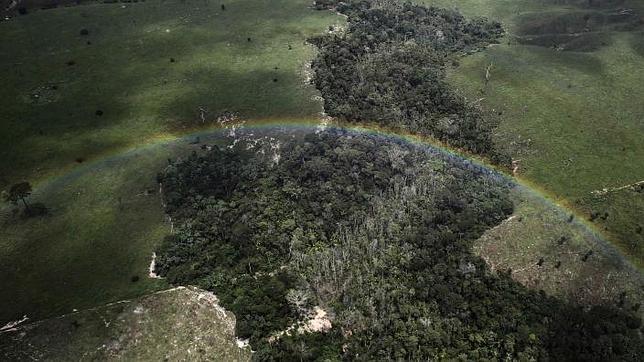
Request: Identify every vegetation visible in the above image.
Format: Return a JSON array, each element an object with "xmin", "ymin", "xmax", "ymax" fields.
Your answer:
[
  {"xmin": 1, "ymin": 0, "xmax": 642, "ymax": 360},
  {"xmin": 0, "ymin": 141, "xmax": 172, "ymax": 325},
  {"xmin": 310, "ymin": 0, "xmax": 507, "ymax": 162},
  {"xmin": 0, "ymin": 0, "xmax": 340, "ymax": 190},
  {"xmin": 0, "ymin": 286, "xmax": 251, "ymax": 361},
  {"xmin": 156, "ymin": 130, "xmax": 642, "ymax": 360},
  {"xmin": 3, "ymin": 182, "xmax": 32, "ymax": 213},
  {"xmin": 474, "ymin": 186, "xmax": 643, "ymax": 309},
  {"xmin": 420, "ymin": 0, "xmax": 644, "ymax": 264},
  {"xmin": 2, "ymin": 181, "xmax": 48, "ymax": 217},
  {"xmin": 0, "ymin": 0, "xmax": 338, "ymax": 324}
]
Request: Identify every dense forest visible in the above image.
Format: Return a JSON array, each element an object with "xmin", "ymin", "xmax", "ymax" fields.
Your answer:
[
  {"xmin": 310, "ymin": 0, "xmax": 508, "ymax": 163},
  {"xmin": 155, "ymin": 129, "xmax": 642, "ymax": 360}
]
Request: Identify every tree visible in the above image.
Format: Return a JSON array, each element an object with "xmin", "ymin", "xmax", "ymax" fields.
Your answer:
[{"xmin": 3, "ymin": 181, "xmax": 33, "ymax": 214}]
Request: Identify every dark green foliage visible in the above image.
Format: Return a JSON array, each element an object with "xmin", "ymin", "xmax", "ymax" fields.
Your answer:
[
  {"xmin": 156, "ymin": 132, "xmax": 423, "ymax": 344},
  {"xmin": 3, "ymin": 181, "xmax": 39, "ymax": 215},
  {"xmin": 548, "ymin": 305, "xmax": 642, "ymax": 360},
  {"xmin": 4, "ymin": 181, "xmax": 32, "ymax": 205},
  {"xmin": 155, "ymin": 130, "xmax": 642, "ymax": 360},
  {"xmin": 3, "ymin": 181, "xmax": 47, "ymax": 217},
  {"xmin": 255, "ymin": 328, "xmax": 344, "ymax": 361},
  {"xmin": 310, "ymin": 0, "xmax": 508, "ymax": 162}
]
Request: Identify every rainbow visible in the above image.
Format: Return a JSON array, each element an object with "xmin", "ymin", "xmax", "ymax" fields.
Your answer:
[{"xmin": 27, "ymin": 117, "xmax": 639, "ymax": 269}]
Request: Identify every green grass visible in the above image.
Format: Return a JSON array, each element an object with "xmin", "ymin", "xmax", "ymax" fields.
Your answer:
[
  {"xmin": 0, "ymin": 0, "xmax": 340, "ymax": 324},
  {"xmin": 422, "ymin": 0, "xmax": 644, "ymax": 265},
  {"xmin": 0, "ymin": 0, "xmax": 340, "ymax": 189},
  {"xmin": 474, "ymin": 186, "xmax": 642, "ymax": 308},
  {"xmin": 0, "ymin": 140, "xmax": 170, "ymax": 324}
]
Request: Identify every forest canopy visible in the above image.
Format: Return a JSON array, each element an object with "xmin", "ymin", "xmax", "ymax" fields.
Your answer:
[
  {"xmin": 310, "ymin": 0, "xmax": 507, "ymax": 163},
  {"xmin": 155, "ymin": 129, "xmax": 642, "ymax": 360}
]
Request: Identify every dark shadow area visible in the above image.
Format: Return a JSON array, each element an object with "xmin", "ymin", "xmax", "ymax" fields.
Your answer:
[
  {"xmin": 161, "ymin": 67, "xmax": 321, "ymax": 128},
  {"xmin": 514, "ymin": 1, "xmax": 643, "ymax": 51},
  {"xmin": 0, "ymin": 0, "xmax": 335, "ymax": 189},
  {"xmin": 1, "ymin": 0, "xmax": 94, "ymax": 18},
  {"xmin": 630, "ymin": 29, "xmax": 644, "ymax": 56}
]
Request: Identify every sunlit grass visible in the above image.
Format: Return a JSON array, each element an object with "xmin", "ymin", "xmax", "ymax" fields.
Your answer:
[
  {"xmin": 0, "ymin": 0, "xmax": 341, "ymax": 188},
  {"xmin": 474, "ymin": 186, "xmax": 642, "ymax": 306},
  {"xmin": 422, "ymin": 0, "xmax": 644, "ymax": 264}
]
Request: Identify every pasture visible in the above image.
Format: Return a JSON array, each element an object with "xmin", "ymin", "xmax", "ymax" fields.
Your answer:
[{"xmin": 424, "ymin": 0, "xmax": 644, "ymax": 264}]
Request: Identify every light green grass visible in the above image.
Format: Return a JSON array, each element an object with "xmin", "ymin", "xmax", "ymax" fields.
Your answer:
[
  {"xmin": 475, "ymin": 186, "xmax": 642, "ymax": 308},
  {"xmin": 422, "ymin": 0, "xmax": 644, "ymax": 265},
  {"xmin": 0, "ymin": 0, "xmax": 340, "ymax": 189}
]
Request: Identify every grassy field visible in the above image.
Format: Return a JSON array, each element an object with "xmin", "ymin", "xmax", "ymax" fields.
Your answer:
[
  {"xmin": 474, "ymin": 186, "xmax": 643, "ymax": 310},
  {"xmin": 0, "ymin": 0, "xmax": 340, "ymax": 325},
  {"xmin": 0, "ymin": 286, "xmax": 251, "ymax": 361},
  {"xmin": 423, "ymin": 0, "xmax": 644, "ymax": 265},
  {"xmin": 0, "ymin": 138, "xmax": 172, "ymax": 325},
  {"xmin": 0, "ymin": 0, "xmax": 340, "ymax": 189}
]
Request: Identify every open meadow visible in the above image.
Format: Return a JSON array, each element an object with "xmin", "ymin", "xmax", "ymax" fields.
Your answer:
[
  {"xmin": 0, "ymin": 0, "xmax": 341, "ymax": 189},
  {"xmin": 423, "ymin": 0, "xmax": 644, "ymax": 264}
]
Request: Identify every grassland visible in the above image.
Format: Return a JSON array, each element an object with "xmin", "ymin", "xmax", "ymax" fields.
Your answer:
[
  {"xmin": 0, "ymin": 286, "xmax": 251, "ymax": 361},
  {"xmin": 0, "ymin": 0, "xmax": 341, "ymax": 325},
  {"xmin": 474, "ymin": 186, "xmax": 643, "ymax": 310},
  {"xmin": 0, "ymin": 0, "xmax": 340, "ymax": 189},
  {"xmin": 0, "ymin": 137, "xmax": 171, "ymax": 325},
  {"xmin": 422, "ymin": 0, "xmax": 644, "ymax": 265}
]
